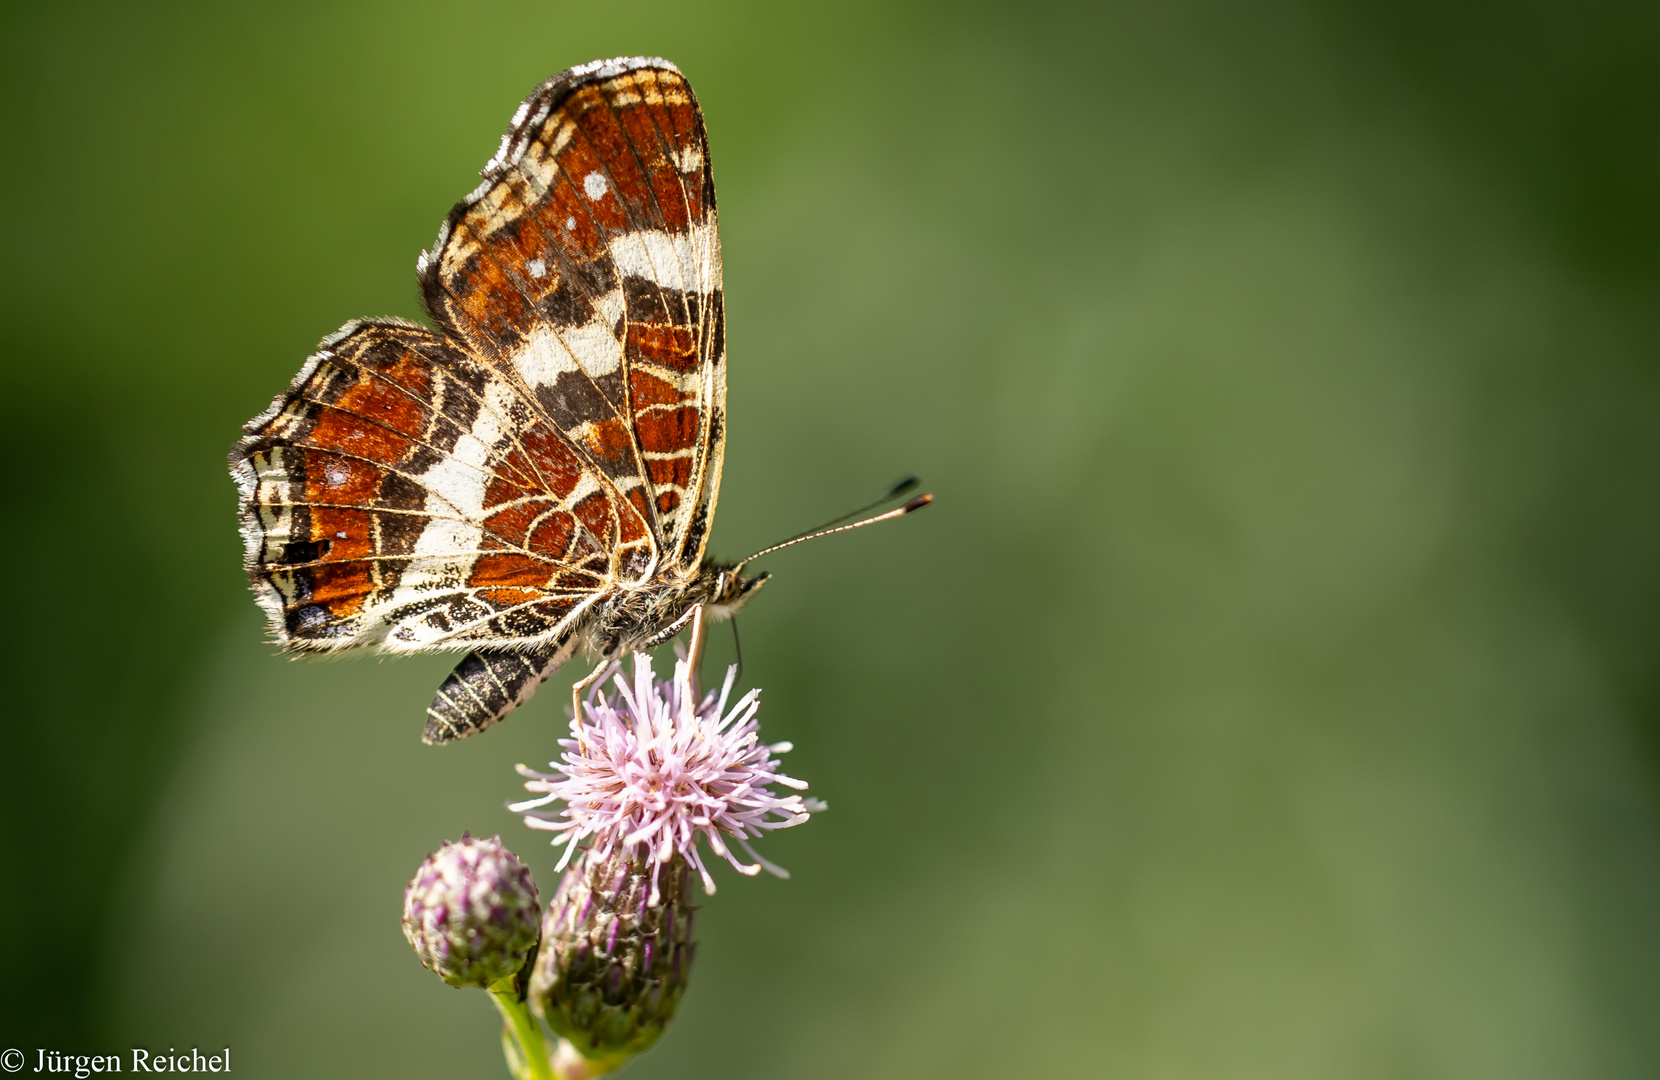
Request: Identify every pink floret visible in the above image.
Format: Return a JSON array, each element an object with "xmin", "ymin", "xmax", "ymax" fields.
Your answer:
[{"xmin": 513, "ymin": 653, "xmax": 824, "ymax": 901}]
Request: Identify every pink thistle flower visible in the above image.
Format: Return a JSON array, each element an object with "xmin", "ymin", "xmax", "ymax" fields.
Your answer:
[{"xmin": 512, "ymin": 653, "xmax": 824, "ymax": 901}]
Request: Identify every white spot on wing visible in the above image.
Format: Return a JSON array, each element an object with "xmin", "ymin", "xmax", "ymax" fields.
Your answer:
[
  {"xmin": 608, "ymin": 224, "xmax": 720, "ymax": 291},
  {"xmin": 511, "ymin": 301, "xmax": 625, "ymax": 389},
  {"xmin": 406, "ymin": 380, "xmax": 515, "ymax": 619},
  {"xmin": 527, "ymin": 258, "xmax": 546, "ymax": 278},
  {"xmin": 253, "ymin": 448, "xmax": 296, "ymax": 561},
  {"xmin": 595, "ymin": 288, "xmax": 625, "ymax": 329},
  {"xmin": 583, "ymin": 172, "xmax": 608, "ymax": 200},
  {"xmin": 562, "ymin": 317, "xmax": 625, "ymax": 378},
  {"xmin": 672, "ymin": 145, "xmax": 703, "ymax": 173},
  {"xmin": 513, "ymin": 326, "xmax": 580, "ymax": 385}
]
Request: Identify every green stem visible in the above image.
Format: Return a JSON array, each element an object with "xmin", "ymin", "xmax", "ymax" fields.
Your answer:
[
  {"xmin": 547, "ymin": 1038, "xmax": 625, "ymax": 1080},
  {"xmin": 490, "ymin": 980, "xmax": 553, "ymax": 1080}
]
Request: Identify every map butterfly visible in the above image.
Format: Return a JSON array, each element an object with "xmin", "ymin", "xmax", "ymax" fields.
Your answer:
[{"xmin": 231, "ymin": 57, "xmax": 929, "ymax": 743}]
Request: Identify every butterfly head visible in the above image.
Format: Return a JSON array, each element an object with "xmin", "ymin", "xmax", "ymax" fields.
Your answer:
[{"xmin": 703, "ymin": 563, "xmax": 770, "ymax": 620}]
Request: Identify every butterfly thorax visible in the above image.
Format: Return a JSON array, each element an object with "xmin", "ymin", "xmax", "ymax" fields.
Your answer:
[{"xmin": 582, "ymin": 560, "xmax": 770, "ymax": 660}]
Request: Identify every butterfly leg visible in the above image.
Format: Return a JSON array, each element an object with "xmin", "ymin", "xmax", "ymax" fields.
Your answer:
[
  {"xmin": 684, "ymin": 604, "xmax": 708, "ymax": 700},
  {"xmin": 631, "ymin": 604, "xmax": 707, "ymax": 700},
  {"xmin": 570, "ymin": 657, "xmax": 613, "ymax": 730}
]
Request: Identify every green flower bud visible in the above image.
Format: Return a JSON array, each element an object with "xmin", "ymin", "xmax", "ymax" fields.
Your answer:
[
  {"xmin": 403, "ymin": 834, "xmax": 541, "ymax": 989},
  {"xmin": 530, "ymin": 845, "xmax": 697, "ymax": 1068}
]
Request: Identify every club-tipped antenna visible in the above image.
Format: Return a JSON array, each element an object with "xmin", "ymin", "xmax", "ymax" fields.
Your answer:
[
  {"xmin": 745, "ymin": 477, "xmax": 917, "ymax": 556},
  {"xmin": 814, "ymin": 476, "xmax": 920, "ymax": 531},
  {"xmin": 739, "ymin": 488, "xmax": 933, "ymax": 567}
]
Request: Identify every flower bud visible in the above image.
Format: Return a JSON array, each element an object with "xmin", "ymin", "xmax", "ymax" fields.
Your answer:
[
  {"xmin": 529, "ymin": 844, "xmax": 697, "ymax": 1066},
  {"xmin": 403, "ymin": 834, "xmax": 541, "ymax": 989}
]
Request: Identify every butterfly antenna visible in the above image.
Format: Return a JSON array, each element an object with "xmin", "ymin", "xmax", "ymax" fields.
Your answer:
[
  {"xmin": 812, "ymin": 476, "xmax": 921, "ymax": 531},
  {"xmin": 738, "ymin": 484, "xmax": 933, "ymax": 567},
  {"xmin": 741, "ymin": 477, "xmax": 917, "ymax": 558}
]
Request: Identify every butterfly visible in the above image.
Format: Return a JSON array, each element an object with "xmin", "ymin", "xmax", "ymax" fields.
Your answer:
[{"xmin": 230, "ymin": 57, "xmax": 928, "ymax": 744}]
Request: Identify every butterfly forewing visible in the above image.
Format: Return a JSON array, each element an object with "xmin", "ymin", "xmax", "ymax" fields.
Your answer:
[
  {"xmin": 419, "ymin": 59, "xmax": 725, "ymax": 578},
  {"xmin": 232, "ymin": 58, "xmax": 727, "ymax": 741}
]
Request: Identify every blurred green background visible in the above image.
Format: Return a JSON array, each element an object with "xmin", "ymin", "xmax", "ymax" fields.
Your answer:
[{"xmin": 3, "ymin": 0, "xmax": 1659, "ymax": 1076}]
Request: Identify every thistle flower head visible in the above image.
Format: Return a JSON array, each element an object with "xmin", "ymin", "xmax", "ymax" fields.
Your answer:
[
  {"xmin": 530, "ymin": 844, "xmax": 697, "ymax": 1066},
  {"xmin": 512, "ymin": 652, "xmax": 824, "ymax": 900},
  {"xmin": 402, "ymin": 833, "xmax": 541, "ymax": 989}
]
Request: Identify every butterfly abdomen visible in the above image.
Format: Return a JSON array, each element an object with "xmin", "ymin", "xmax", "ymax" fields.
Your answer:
[{"xmin": 424, "ymin": 640, "xmax": 578, "ymax": 744}]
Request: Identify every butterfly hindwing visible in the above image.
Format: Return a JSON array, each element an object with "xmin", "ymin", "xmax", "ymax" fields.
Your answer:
[{"xmin": 232, "ymin": 319, "xmax": 620, "ymax": 653}]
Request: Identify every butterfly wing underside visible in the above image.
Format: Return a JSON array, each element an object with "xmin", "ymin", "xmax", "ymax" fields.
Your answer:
[{"xmin": 230, "ymin": 57, "xmax": 726, "ymax": 743}]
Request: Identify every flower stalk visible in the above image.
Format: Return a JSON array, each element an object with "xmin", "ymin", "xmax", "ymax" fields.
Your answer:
[{"xmin": 490, "ymin": 976, "xmax": 553, "ymax": 1080}]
